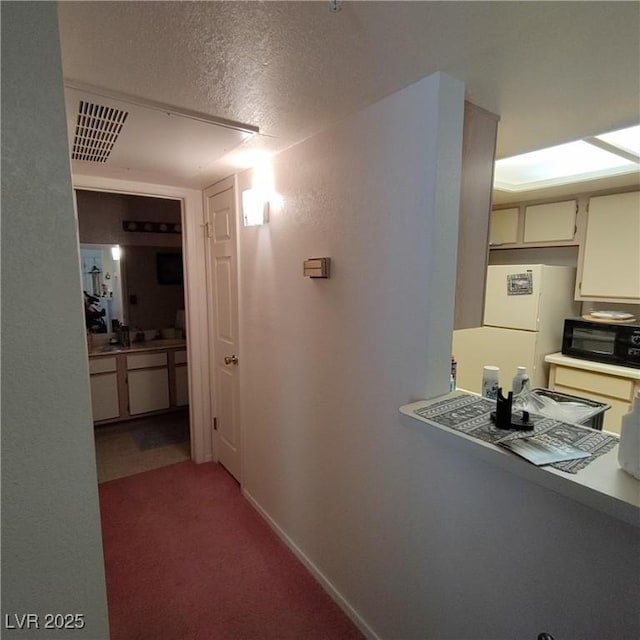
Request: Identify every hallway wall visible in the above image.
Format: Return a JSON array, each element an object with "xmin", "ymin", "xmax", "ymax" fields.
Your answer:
[
  {"xmin": 1, "ymin": 4, "xmax": 109, "ymax": 637},
  {"xmin": 237, "ymin": 72, "xmax": 464, "ymax": 637}
]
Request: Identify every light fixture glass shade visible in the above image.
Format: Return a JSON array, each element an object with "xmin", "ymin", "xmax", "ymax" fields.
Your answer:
[
  {"xmin": 242, "ymin": 189, "xmax": 268, "ymax": 226},
  {"xmin": 111, "ymin": 245, "xmax": 121, "ymax": 260}
]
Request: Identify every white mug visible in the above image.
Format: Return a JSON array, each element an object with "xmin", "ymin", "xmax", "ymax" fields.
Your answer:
[{"xmin": 482, "ymin": 366, "xmax": 500, "ymax": 399}]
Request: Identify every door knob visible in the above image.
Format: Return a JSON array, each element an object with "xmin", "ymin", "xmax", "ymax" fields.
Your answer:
[{"xmin": 224, "ymin": 355, "xmax": 239, "ymax": 365}]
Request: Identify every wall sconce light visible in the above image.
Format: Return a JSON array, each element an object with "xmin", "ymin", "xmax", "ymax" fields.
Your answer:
[
  {"xmin": 111, "ymin": 245, "xmax": 121, "ymax": 261},
  {"xmin": 242, "ymin": 189, "xmax": 269, "ymax": 226}
]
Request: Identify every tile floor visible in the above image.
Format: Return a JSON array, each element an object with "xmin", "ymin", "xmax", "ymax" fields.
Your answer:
[{"xmin": 94, "ymin": 411, "xmax": 191, "ymax": 483}]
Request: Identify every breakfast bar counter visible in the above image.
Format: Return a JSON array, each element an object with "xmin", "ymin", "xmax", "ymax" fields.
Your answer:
[{"xmin": 400, "ymin": 391, "xmax": 640, "ymax": 528}]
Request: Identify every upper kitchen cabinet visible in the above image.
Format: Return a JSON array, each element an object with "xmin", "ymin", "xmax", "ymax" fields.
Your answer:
[
  {"xmin": 454, "ymin": 102, "xmax": 500, "ymax": 330},
  {"xmin": 577, "ymin": 190, "xmax": 640, "ymax": 302},
  {"xmin": 489, "ymin": 200, "xmax": 578, "ymax": 248},
  {"xmin": 489, "ymin": 207, "xmax": 519, "ymax": 245},
  {"xmin": 523, "ymin": 200, "xmax": 577, "ymax": 243}
]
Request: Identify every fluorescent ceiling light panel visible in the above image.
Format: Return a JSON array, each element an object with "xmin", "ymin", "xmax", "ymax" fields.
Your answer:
[
  {"xmin": 595, "ymin": 125, "xmax": 640, "ymax": 157},
  {"xmin": 495, "ymin": 141, "xmax": 638, "ymax": 192},
  {"xmin": 494, "ymin": 124, "xmax": 640, "ymax": 192}
]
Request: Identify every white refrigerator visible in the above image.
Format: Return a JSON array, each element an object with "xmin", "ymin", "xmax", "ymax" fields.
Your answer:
[{"xmin": 452, "ymin": 264, "xmax": 580, "ymax": 394}]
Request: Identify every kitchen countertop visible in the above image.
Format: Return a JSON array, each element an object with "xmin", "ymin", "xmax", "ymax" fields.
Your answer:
[
  {"xmin": 88, "ymin": 338, "xmax": 187, "ymax": 357},
  {"xmin": 400, "ymin": 390, "xmax": 640, "ymax": 528},
  {"xmin": 544, "ymin": 352, "xmax": 640, "ymax": 379}
]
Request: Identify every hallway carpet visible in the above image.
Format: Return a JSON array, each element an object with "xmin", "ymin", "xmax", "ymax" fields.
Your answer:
[{"xmin": 99, "ymin": 461, "xmax": 364, "ymax": 640}]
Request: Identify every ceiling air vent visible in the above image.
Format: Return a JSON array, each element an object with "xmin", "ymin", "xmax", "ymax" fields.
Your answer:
[{"xmin": 71, "ymin": 100, "xmax": 128, "ymax": 163}]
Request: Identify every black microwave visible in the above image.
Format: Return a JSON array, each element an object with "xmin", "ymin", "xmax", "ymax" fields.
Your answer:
[{"xmin": 562, "ymin": 318, "xmax": 640, "ymax": 368}]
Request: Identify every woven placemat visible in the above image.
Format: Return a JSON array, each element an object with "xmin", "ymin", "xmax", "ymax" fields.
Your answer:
[{"xmin": 414, "ymin": 393, "xmax": 618, "ymax": 474}]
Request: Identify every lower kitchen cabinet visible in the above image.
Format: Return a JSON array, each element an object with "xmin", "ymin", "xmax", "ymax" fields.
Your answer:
[{"xmin": 545, "ymin": 353, "xmax": 640, "ymax": 434}]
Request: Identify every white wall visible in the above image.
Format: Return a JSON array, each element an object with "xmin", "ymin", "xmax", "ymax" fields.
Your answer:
[
  {"xmin": 236, "ymin": 72, "xmax": 639, "ymax": 639},
  {"xmin": 1, "ymin": 4, "xmax": 109, "ymax": 638},
  {"xmin": 76, "ymin": 189, "xmax": 183, "ymax": 248}
]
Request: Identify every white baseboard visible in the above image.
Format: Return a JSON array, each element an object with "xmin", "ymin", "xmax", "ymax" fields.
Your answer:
[
  {"xmin": 190, "ymin": 451, "xmax": 213, "ymax": 464},
  {"xmin": 242, "ymin": 488, "xmax": 381, "ymax": 640}
]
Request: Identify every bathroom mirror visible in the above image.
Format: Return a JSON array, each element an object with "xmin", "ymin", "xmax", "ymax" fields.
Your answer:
[
  {"xmin": 80, "ymin": 243, "xmax": 185, "ymax": 336},
  {"xmin": 80, "ymin": 243, "xmax": 125, "ymax": 333}
]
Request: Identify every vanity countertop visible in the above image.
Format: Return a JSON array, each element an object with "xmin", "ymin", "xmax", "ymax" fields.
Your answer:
[{"xmin": 88, "ymin": 338, "xmax": 187, "ymax": 357}]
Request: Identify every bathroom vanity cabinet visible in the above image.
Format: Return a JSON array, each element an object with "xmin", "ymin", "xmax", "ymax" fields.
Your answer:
[
  {"xmin": 88, "ymin": 340, "xmax": 188, "ymax": 424},
  {"xmin": 88, "ymin": 356, "xmax": 120, "ymax": 422}
]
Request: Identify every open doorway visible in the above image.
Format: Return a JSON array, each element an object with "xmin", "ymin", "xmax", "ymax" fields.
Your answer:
[{"xmin": 78, "ymin": 189, "xmax": 192, "ymax": 482}]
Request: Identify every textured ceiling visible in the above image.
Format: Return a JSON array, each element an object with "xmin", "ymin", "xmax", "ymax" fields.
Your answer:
[{"xmin": 57, "ymin": 1, "xmax": 640, "ymax": 189}]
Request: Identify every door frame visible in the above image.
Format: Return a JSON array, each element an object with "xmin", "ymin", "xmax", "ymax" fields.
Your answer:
[
  {"xmin": 202, "ymin": 175, "xmax": 242, "ymax": 481},
  {"xmin": 72, "ymin": 172, "xmax": 213, "ymax": 464}
]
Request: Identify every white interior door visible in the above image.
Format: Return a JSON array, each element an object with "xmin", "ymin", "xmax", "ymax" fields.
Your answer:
[{"xmin": 205, "ymin": 184, "xmax": 241, "ymax": 481}]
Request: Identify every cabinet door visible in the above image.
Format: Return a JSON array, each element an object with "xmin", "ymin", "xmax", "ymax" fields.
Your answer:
[
  {"xmin": 549, "ymin": 364, "xmax": 635, "ymax": 434},
  {"xmin": 90, "ymin": 373, "xmax": 120, "ymax": 422},
  {"xmin": 127, "ymin": 352, "xmax": 167, "ymax": 370},
  {"xmin": 524, "ymin": 200, "xmax": 577, "ymax": 243},
  {"xmin": 175, "ymin": 364, "xmax": 189, "ymax": 406},
  {"xmin": 489, "ymin": 208, "xmax": 519, "ymax": 245},
  {"xmin": 554, "ymin": 366, "xmax": 634, "ymax": 401},
  {"xmin": 89, "ymin": 356, "xmax": 117, "ymax": 374},
  {"xmin": 128, "ymin": 368, "xmax": 170, "ymax": 415},
  {"xmin": 579, "ymin": 191, "xmax": 640, "ymax": 300}
]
